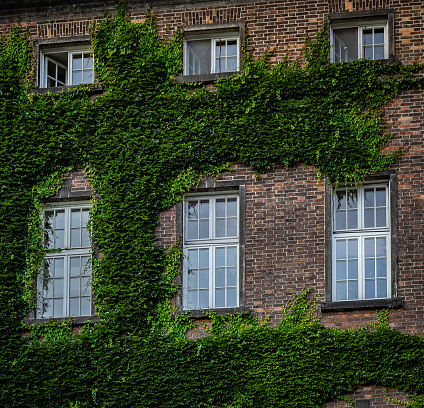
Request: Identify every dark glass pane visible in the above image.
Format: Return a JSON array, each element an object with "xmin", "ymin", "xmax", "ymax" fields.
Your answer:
[
  {"xmin": 365, "ymin": 280, "xmax": 375, "ymax": 299},
  {"xmin": 333, "ymin": 28, "xmax": 358, "ymax": 62}
]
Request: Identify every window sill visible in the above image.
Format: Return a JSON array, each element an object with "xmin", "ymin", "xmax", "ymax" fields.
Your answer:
[
  {"xmin": 173, "ymin": 71, "xmax": 238, "ymax": 84},
  {"xmin": 26, "ymin": 314, "xmax": 100, "ymax": 326},
  {"xmin": 320, "ymin": 297, "xmax": 403, "ymax": 312},
  {"xmin": 173, "ymin": 306, "xmax": 250, "ymax": 319},
  {"xmin": 28, "ymin": 84, "xmax": 104, "ymax": 95}
]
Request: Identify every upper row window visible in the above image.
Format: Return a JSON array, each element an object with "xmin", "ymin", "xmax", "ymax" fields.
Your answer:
[
  {"xmin": 183, "ymin": 31, "xmax": 240, "ymax": 76},
  {"xmin": 330, "ymin": 19, "xmax": 389, "ymax": 63},
  {"xmin": 40, "ymin": 45, "xmax": 94, "ymax": 88}
]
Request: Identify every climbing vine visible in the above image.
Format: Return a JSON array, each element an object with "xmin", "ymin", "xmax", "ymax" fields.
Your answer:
[{"xmin": 1, "ymin": 6, "xmax": 424, "ymax": 407}]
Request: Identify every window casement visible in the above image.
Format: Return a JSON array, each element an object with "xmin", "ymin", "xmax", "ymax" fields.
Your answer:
[
  {"xmin": 330, "ymin": 19, "xmax": 389, "ymax": 63},
  {"xmin": 37, "ymin": 202, "xmax": 92, "ymax": 319},
  {"xmin": 183, "ymin": 31, "xmax": 240, "ymax": 76},
  {"xmin": 183, "ymin": 194, "xmax": 239, "ymax": 310},
  {"xmin": 40, "ymin": 45, "xmax": 94, "ymax": 88},
  {"xmin": 332, "ymin": 183, "xmax": 391, "ymax": 301}
]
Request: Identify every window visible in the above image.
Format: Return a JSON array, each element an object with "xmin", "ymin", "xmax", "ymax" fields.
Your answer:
[
  {"xmin": 330, "ymin": 19, "xmax": 389, "ymax": 62},
  {"xmin": 40, "ymin": 45, "xmax": 94, "ymax": 88},
  {"xmin": 183, "ymin": 194, "xmax": 239, "ymax": 309},
  {"xmin": 184, "ymin": 32, "xmax": 240, "ymax": 76},
  {"xmin": 37, "ymin": 203, "xmax": 92, "ymax": 318},
  {"xmin": 332, "ymin": 183, "xmax": 391, "ymax": 301}
]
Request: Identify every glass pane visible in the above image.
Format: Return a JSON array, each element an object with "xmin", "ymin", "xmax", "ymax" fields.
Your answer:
[
  {"xmin": 54, "ymin": 278, "xmax": 63, "ymax": 298},
  {"xmin": 336, "ymin": 191, "xmax": 346, "ymax": 210},
  {"xmin": 72, "ymin": 71, "xmax": 82, "ymax": 85},
  {"xmin": 376, "ymin": 208, "xmax": 386, "ymax": 227},
  {"xmin": 83, "ymin": 55, "xmax": 93, "ymax": 69},
  {"xmin": 364, "ymin": 208, "xmax": 374, "ymax": 228},
  {"xmin": 71, "ymin": 228, "xmax": 81, "ymax": 248},
  {"xmin": 376, "ymin": 237, "xmax": 386, "ymax": 257},
  {"xmin": 215, "ymin": 288, "xmax": 225, "ymax": 308},
  {"xmin": 215, "ymin": 41, "xmax": 226, "ymax": 57},
  {"xmin": 188, "ymin": 201, "xmax": 198, "ymax": 219},
  {"xmin": 216, "ymin": 199, "xmax": 225, "ymax": 218},
  {"xmin": 227, "ymin": 218, "xmax": 237, "ymax": 237},
  {"xmin": 70, "ymin": 298, "xmax": 79, "ymax": 316},
  {"xmin": 333, "ymin": 28, "xmax": 358, "ymax": 62},
  {"xmin": 216, "ymin": 58, "xmax": 226, "ymax": 73},
  {"xmin": 365, "ymin": 279, "xmax": 375, "ymax": 299},
  {"xmin": 44, "ymin": 210, "xmax": 54, "ymax": 228},
  {"xmin": 348, "ymin": 260, "xmax": 358, "ymax": 280},
  {"xmin": 364, "ymin": 189, "xmax": 374, "ymax": 207},
  {"xmin": 347, "ymin": 210, "xmax": 358, "ymax": 229},
  {"xmin": 364, "ymin": 46, "xmax": 373, "ymax": 60},
  {"xmin": 374, "ymin": 29, "xmax": 384, "ymax": 44},
  {"xmin": 48, "ymin": 60, "xmax": 56, "ymax": 78},
  {"xmin": 70, "ymin": 257, "xmax": 81, "ymax": 277},
  {"xmin": 227, "ymin": 198, "xmax": 237, "ymax": 217},
  {"xmin": 70, "ymin": 277, "xmax": 80, "ymax": 297},
  {"xmin": 188, "ymin": 249, "xmax": 198, "ymax": 268},
  {"xmin": 336, "ymin": 281, "xmax": 347, "ymax": 301},
  {"xmin": 377, "ymin": 279, "xmax": 387, "ymax": 298},
  {"xmin": 53, "ymin": 299, "xmax": 63, "ymax": 318},
  {"xmin": 199, "ymin": 249, "xmax": 209, "ymax": 268},
  {"xmin": 199, "ymin": 289, "xmax": 209, "ymax": 309},
  {"xmin": 58, "ymin": 66, "xmax": 66, "ymax": 84},
  {"xmin": 336, "ymin": 240, "xmax": 346, "ymax": 259},
  {"xmin": 365, "ymin": 259, "xmax": 375, "ymax": 278},
  {"xmin": 347, "ymin": 191, "xmax": 357, "ymax": 208},
  {"xmin": 227, "ymin": 288, "xmax": 237, "ymax": 307},
  {"xmin": 82, "ymin": 209, "xmax": 89, "ymax": 227},
  {"xmin": 199, "ymin": 268, "xmax": 209, "ymax": 288},
  {"xmin": 215, "ymin": 268, "xmax": 225, "ymax": 287},
  {"xmin": 199, "ymin": 219, "xmax": 209, "ymax": 239},
  {"xmin": 82, "ymin": 276, "xmax": 91, "ymax": 296},
  {"xmin": 72, "ymin": 54, "xmax": 82, "ymax": 70},
  {"xmin": 82, "ymin": 227, "xmax": 90, "ymax": 247},
  {"xmin": 71, "ymin": 209, "xmax": 80, "ymax": 228},
  {"xmin": 81, "ymin": 297, "xmax": 91, "ymax": 316},
  {"xmin": 227, "ymin": 58, "xmax": 237, "ymax": 72},
  {"xmin": 364, "ymin": 238, "xmax": 375, "ymax": 257},
  {"xmin": 187, "ymin": 40, "xmax": 211, "ymax": 75},
  {"xmin": 376, "ymin": 188, "xmax": 386, "ymax": 206},
  {"xmin": 43, "ymin": 299, "xmax": 52, "ymax": 318},
  {"xmin": 363, "ymin": 29, "xmax": 373, "ymax": 45},
  {"xmin": 215, "ymin": 248, "xmax": 225, "ymax": 267},
  {"xmin": 374, "ymin": 45, "xmax": 384, "ymax": 60},
  {"xmin": 335, "ymin": 210, "xmax": 346, "ymax": 230},
  {"xmin": 188, "ymin": 220, "xmax": 198, "ymax": 240},
  {"xmin": 81, "ymin": 256, "xmax": 91, "ymax": 275},
  {"xmin": 216, "ymin": 219, "xmax": 225, "ymax": 237},
  {"xmin": 227, "ymin": 41, "xmax": 237, "ymax": 56},
  {"xmin": 348, "ymin": 239, "xmax": 358, "ymax": 258},
  {"xmin": 187, "ymin": 290, "xmax": 197, "ymax": 309},
  {"xmin": 336, "ymin": 261, "xmax": 346, "ymax": 281},
  {"xmin": 56, "ymin": 210, "xmax": 65, "ymax": 229},
  {"xmin": 227, "ymin": 247, "xmax": 237, "ymax": 266},
  {"xmin": 199, "ymin": 200, "xmax": 209, "ymax": 218},
  {"xmin": 55, "ymin": 230, "xmax": 64, "ymax": 249},
  {"xmin": 47, "ymin": 78, "xmax": 56, "ymax": 87},
  {"xmin": 227, "ymin": 267, "xmax": 237, "ymax": 287},
  {"xmin": 348, "ymin": 280, "xmax": 358, "ymax": 300},
  {"xmin": 187, "ymin": 268, "xmax": 198, "ymax": 289},
  {"xmin": 377, "ymin": 258, "xmax": 387, "ymax": 278},
  {"xmin": 54, "ymin": 258, "xmax": 64, "ymax": 278}
]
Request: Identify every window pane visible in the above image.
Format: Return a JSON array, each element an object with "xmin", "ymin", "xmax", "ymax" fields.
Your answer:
[
  {"xmin": 336, "ymin": 191, "xmax": 347, "ymax": 210},
  {"xmin": 364, "ymin": 46, "xmax": 373, "ymax": 60},
  {"xmin": 83, "ymin": 55, "xmax": 93, "ymax": 69},
  {"xmin": 215, "ymin": 267, "xmax": 225, "ymax": 287},
  {"xmin": 348, "ymin": 280, "xmax": 358, "ymax": 300},
  {"xmin": 43, "ymin": 299, "xmax": 53, "ymax": 318},
  {"xmin": 187, "ymin": 40, "xmax": 211, "ymax": 75},
  {"xmin": 336, "ymin": 261, "xmax": 346, "ymax": 281},
  {"xmin": 364, "ymin": 189, "xmax": 374, "ymax": 207},
  {"xmin": 335, "ymin": 210, "xmax": 346, "ymax": 230},
  {"xmin": 199, "ymin": 248, "xmax": 209, "ymax": 268},
  {"xmin": 227, "ymin": 58, "xmax": 237, "ymax": 72},
  {"xmin": 55, "ymin": 229, "xmax": 65, "ymax": 249},
  {"xmin": 347, "ymin": 191, "xmax": 357, "ymax": 208},
  {"xmin": 82, "ymin": 256, "xmax": 91, "ymax": 275},
  {"xmin": 347, "ymin": 210, "xmax": 358, "ymax": 229},
  {"xmin": 377, "ymin": 279, "xmax": 387, "ymax": 298},
  {"xmin": 187, "ymin": 290, "xmax": 196, "ymax": 309},
  {"xmin": 348, "ymin": 239, "xmax": 358, "ymax": 258},
  {"xmin": 47, "ymin": 78, "xmax": 56, "ymax": 87},
  {"xmin": 188, "ymin": 220, "xmax": 198, "ymax": 240},
  {"xmin": 376, "ymin": 188, "xmax": 386, "ymax": 206},
  {"xmin": 71, "ymin": 228, "xmax": 81, "ymax": 248},
  {"xmin": 70, "ymin": 257, "xmax": 81, "ymax": 277},
  {"xmin": 70, "ymin": 298, "xmax": 79, "ymax": 316},
  {"xmin": 365, "ymin": 279, "xmax": 375, "ymax": 299},
  {"xmin": 333, "ymin": 28, "xmax": 358, "ymax": 62},
  {"xmin": 364, "ymin": 238, "xmax": 375, "ymax": 257},
  {"xmin": 53, "ymin": 299, "xmax": 63, "ymax": 318},
  {"xmin": 374, "ymin": 29, "xmax": 384, "ymax": 44},
  {"xmin": 72, "ymin": 54, "xmax": 82, "ymax": 70},
  {"xmin": 376, "ymin": 237, "xmax": 386, "ymax": 257},
  {"xmin": 363, "ymin": 29, "xmax": 373, "ymax": 46},
  {"xmin": 377, "ymin": 258, "xmax": 387, "ymax": 278},
  {"xmin": 199, "ymin": 268, "xmax": 209, "ymax": 288},
  {"xmin": 365, "ymin": 259, "xmax": 375, "ymax": 278},
  {"xmin": 376, "ymin": 208, "xmax": 386, "ymax": 227},
  {"xmin": 188, "ymin": 249, "xmax": 198, "ymax": 268},
  {"xmin": 336, "ymin": 281, "xmax": 347, "ymax": 301},
  {"xmin": 364, "ymin": 208, "xmax": 374, "ymax": 228},
  {"xmin": 58, "ymin": 66, "xmax": 66, "ymax": 84},
  {"xmin": 199, "ymin": 219, "xmax": 209, "ymax": 239},
  {"xmin": 227, "ymin": 218, "xmax": 237, "ymax": 237},
  {"xmin": 81, "ymin": 297, "xmax": 91, "ymax": 316},
  {"xmin": 54, "ymin": 258, "xmax": 64, "ymax": 278},
  {"xmin": 187, "ymin": 268, "xmax": 198, "ymax": 289},
  {"xmin": 188, "ymin": 201, "xmax": 198, "ymax": 219},
  {"xmin": 82, "ymin": 227, "xmax": 90, "ymax": 247},
  {"xmin": 336, "ymin": 240, "xmax": 346, "ymax": 259},
  {"xmin": 348, "ymin": 260, "xmax": 358, "ymax": 280},
  {"xmin": 215, "ymin": 247, "xmax": 225, "ymax": 267},
  {"xmin": 72, "ymin": 71, "xmax": 82, "ymax": 85},
  {"xmin": 227, "ymin": 267, "xmax": 237, "ymax": 287},
  {"xmin": 227, "ymin": 41, "xmax": 237, "ymax": 56},
  {"xmin": 227, "ymin": 288, "xmax": 237, "ymax": 307},
  {"xmin": 70, "ymin": 277, "xmax": 80, "ymax": 297},
  {"xmin": 82, "ymin": 276, "xmax": 91, "ymax": 296},
  {"xmin": 56, "ymin": 210, "xmax": 65, "ymax": 229},
  {"xmin": 227, "ymin": 247, "xmax": 237, "ymax": 266},
  {"xmin": 54, "ymin": 278, "xmax": 63, "ymax": 298},
  {"xmin": 71, "ymin": 209, "xmax": 80, "ymax": 228},
  {"xmin": 215, "ymin": 40, "xmax": 226, "ymax": 57},
  {"xmin": 374, "ymin": 45, "xmax": 384, "ymax": 60},
  {"xmin": 215, "ymin": 288, "xmax": 225, "ymax": 308},
  {"xmin": 199, "ymin": 289, "xmax": 209, "ymax": 309},
  {"xmin": 227, "ymin": 199, "xmax": 237, "ymax": 217},
  {"xmin": 216, "ymin": 219, "xmax": 225, "ymax": 237},
  {"xmin": 199, "ymin": 200, "xmax": 209, "ymax": 218},
  {"xmin": 48, "ymin": 60, "xmax": 56, "ymax": 78},
  {"xmin": 216, "ymin": 199, "xmax": 225, "ymax": 218}
]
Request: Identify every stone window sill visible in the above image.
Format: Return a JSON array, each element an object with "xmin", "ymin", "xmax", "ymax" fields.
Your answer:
[
  {"xmin": 320, "ymin": 297, "xmax": 403, "ymax": 312},
  {"xmin": 26, "ymin": 314, "xmax": 100, "ymax": 326},
  {"xmin": 173, "ymin": 71, "xmax": 238, "ymax": 84}
]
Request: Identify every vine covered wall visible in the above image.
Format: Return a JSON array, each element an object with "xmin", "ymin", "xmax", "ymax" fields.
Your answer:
[{"xmin": 0, "ymin": 4, "xmax": 424, "ymax": 407}]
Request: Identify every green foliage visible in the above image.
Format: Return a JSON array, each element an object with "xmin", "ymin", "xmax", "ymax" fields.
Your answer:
[{"xmin": 1, "ymin": 10, "xmax": 424, "ymax": 407}]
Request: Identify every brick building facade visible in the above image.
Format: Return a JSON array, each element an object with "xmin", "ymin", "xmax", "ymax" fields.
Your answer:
[{"xmin": 1, "ymin": 0, "xmax": 423, "ymax": 407}]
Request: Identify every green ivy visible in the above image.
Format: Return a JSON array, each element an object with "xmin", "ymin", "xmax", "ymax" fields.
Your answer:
[{"xmin": 1, "ymin": 8, "xmax": 424, "ymax": 407}]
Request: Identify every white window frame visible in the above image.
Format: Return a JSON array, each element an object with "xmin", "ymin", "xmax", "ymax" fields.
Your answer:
[
  {"xmin": 330, "ymin": 19, "xmax": 389, "ymax": 63},
  {"xmin": 183, "ymin": 193, "xmax": 239, "ymax": 310},
  {"xmin": 40, "ymin": 45, "xmax": 94, "ymax": 88},
  {"xmin": 37, "ymin": 201, "xmax": 92, "ymax": 318},
  {"xmin": 183, "ymin": 31, "xmax": 240, "ymax": 76},
  {"xmin": 332, "ymin": 182, "xmax": 391, "ymax": 301}
]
